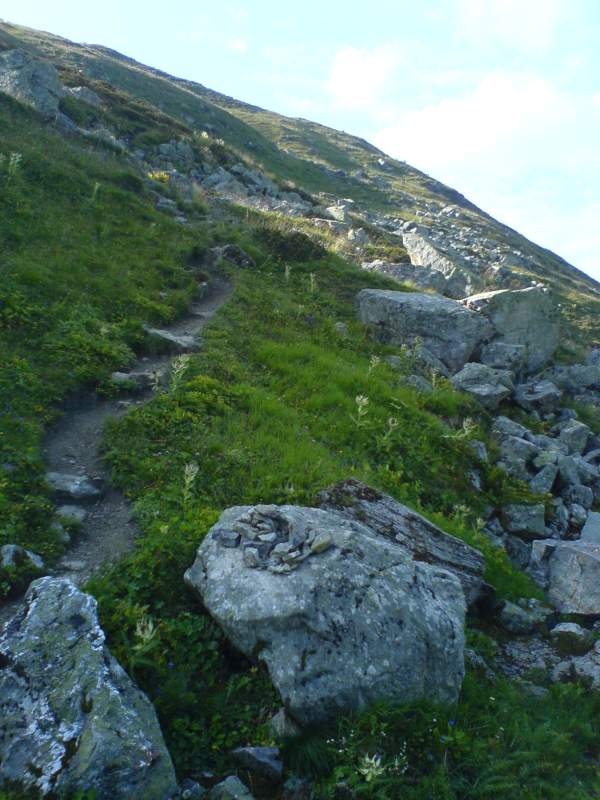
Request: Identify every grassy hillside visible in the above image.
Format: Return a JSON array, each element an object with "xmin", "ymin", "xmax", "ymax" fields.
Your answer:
[
  {"xmin": 1, "ymin": 19, "xmax": 600, "ymax": 800},
  {"xmin": 0, "ymin": 91, "xmax": 202, "ymax": 567}
]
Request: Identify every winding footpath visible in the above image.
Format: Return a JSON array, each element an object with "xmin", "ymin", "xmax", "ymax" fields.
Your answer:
[{"xmin": 0, "ymin": 273, "xmax": 232, "ymax": 627}]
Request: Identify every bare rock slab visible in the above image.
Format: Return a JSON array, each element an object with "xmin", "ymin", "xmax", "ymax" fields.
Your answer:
[
  {"xmin": 317, "ymin": 479, "xmax": 485, "ymax": 605},
  {"xmin": 185, "ymin": 504, "xmax": 467, "ymax": 727},
  {"xmin": 0, "ymin": 577, "xmax": 177, "ymax": 799},
  {"xmin": 463, "ymin": 287, "xmax": 559, "ymax": 374},
  {"xmin": 356, "ymin": 289, "xmax": 492, "ymax": 373},
  {"xmin": 0, "ymin": 49, "xmax": 63, "ymax": 115}
]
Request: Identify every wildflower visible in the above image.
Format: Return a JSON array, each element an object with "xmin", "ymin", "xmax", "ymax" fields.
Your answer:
[
  {"xmin": 170, "ymin": 354, "xmax": 191, "ymax": 391},
  {"xmin": 134, "ymin": 613, "xmax": 157, "ymax": 649},
  {"xmin": 351, "ymin": 395, "xmax": 370, "ymax": 428},
  {"xmin": 358, "ymin": 753, "xmax": 385, "ymax": 783},
  {"xmin": 367, "ymin": 354, "xmax": 381, "ymax": 375},
  {"xmin": 182, "ymin": 461, "xmax": 199, "ymax": 507}
]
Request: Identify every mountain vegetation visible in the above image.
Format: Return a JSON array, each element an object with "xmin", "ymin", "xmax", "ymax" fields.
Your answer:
[{"xmin": 1, "ymin": 19, "xmax": 600, "ymax": 800}]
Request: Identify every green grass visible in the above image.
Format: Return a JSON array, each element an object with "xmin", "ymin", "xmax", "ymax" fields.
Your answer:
[
  {"xmin": 0, "ymin": 93, "xmax": 203, "ymax": 568},
  {"xmin": 89, "ymin": 229, "xmax": 543, "ymax": 784}
]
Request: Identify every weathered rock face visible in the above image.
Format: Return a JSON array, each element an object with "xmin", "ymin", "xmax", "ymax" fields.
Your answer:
[
  {"xmin": 317, "ymin": 479, "xmax": 485, "ymax": 605},
  {"xmin": 185, "ymin": 503, "xmax": 467, "ymax": 726},
  {"xmin": 450, "ymin": 362, "xmax": 514, "ymax": 410},
  {"xmin": 356, "ymin": 289, "xmax": 492, "ymax": 373},
  {"xmin": 463, "ymin": 287, "xmax": 559, "ymax": 374},
  {"xmin": 529, "ymin": 539, "xmax": 600, "ymax": 614},
  {"xmin": 0, "ymin": 49, "xmax": 64, "ymax": 115},
  {"xmin": 361, "ymin": 259, "xmax": 467, "ymax": 299},
  {"xmin": 553, "ymin": 640, "xmax": 600, "ymax": 688},
  {"xmin": 0, "ymin": 578, "xmax": 177, "ymax": 799},
  {"xmin": 514, "ymin": 380, "xmax": 562, "ymax": 414},
  {"xmin": 401, "ymin": 231, "xmax": 478, "ymax": 296}
]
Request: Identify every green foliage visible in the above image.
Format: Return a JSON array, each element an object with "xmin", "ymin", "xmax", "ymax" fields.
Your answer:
[
  {"xmin": 254, "ymin": 225, "xmax": 326, "ymax": 262},
  {"xmin": 0, "ymin": 553, "xmax": 44, "ymax": 599},
  {"xmin": 87, "ymin": 232, "xmax": 543, "ymax": 778},
  {"xmin": 0, "ymin": 95, "xmax": 203, "ymax": 559},
  {"xmin": 307, "ymin": 675, "xmax": 600, "ymax": 799},
  {"xmin": 88, "ymin": 502, "xmax": 278, "ymax": 776}
]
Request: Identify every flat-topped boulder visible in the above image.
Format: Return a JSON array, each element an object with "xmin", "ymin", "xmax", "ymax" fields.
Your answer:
[
  {"xmin": 356, "ymin": 289, "xmax": 492, "ymax": 373},
  {"xmin": 0, "ymin": 578, "xmax": 177, "ymax": 798},
  {"xmin": 463, "ymin": 287, "xmax": 559, "ymax": 374},
  {"xmin": 185, "ymin": 502, "xmax": 468, "ymax": 726}
]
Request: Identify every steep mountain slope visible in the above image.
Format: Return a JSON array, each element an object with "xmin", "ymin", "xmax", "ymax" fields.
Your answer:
[
  {"xmin": 1, "ymin": 18, "xmax": 599, "ymax": 348},
  {"xmin": 2, "ymin": 19, "xmax": 600, "ymax": 800}
]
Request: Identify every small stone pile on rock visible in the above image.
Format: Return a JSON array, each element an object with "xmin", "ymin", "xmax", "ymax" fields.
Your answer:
[{"xmin": 209, "ymin": 503, "xmax": 336, "ymax": 573}]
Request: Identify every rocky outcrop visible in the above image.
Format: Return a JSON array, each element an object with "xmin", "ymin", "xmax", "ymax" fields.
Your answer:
[
  {"xmin": 361, "ymin": 259, "xmax": 468, "ymax": 299},
  {"xmin": 529, "ymin": 538, "xmax": 600, "ymax": 614},
  {"xmin": 401, "ymin": 230, "xmax": 478, "ymax": 296},
  {"xmin": 64, "ymin": 85, "xmax": 102, "ymax": 107},
  {"xmin": 463, "ymin": 287, "xmax": 559, "ymax": 374},
  {"xmin": 0, "ymin": 49, "xmax": 63, "ymax": 115},
  {"xmin": 317, "ymin": 479, "xmax": 485, "ymax": 605},
  {"xmin": 0, "ymin": 577, "xmax": 177, "ymax": 798},
  {"xmin": 553, "ymin": 640, "xmax": 600, "ymax": 688},
  {"xmin": 450, "ymin": 363, "xmax": 514, "ymax": 410},
  {"xmin": 356, "ymin": 289, "xmax": 493, "ymax": 373},
  {"xmin": 185, "ymin": 503, "xmax": 468, "ymax": 726}
]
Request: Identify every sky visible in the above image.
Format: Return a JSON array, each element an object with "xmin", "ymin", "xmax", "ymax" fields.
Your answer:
[{"xmin": 3, "ymin": 1, "xmax": 600, "ymax": 279}]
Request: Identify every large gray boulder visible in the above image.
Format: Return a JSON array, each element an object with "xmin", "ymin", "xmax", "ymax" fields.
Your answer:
[
  {"xmin": 514, "ymin": 380, "xmax": 562, "ymax": 414},
  {"xmin": 0, "ymin": 578, "xmax": 176, "ymax": 799},
  {"xmin": 529, "ymin": 539, "xmax": 600, "ymax": 614},
  {"xmin": 185, "ymin": 503, "xmax": 468, "ymax": 727},
  {"xmin": 0, "ymin": 49, "xmax": 63, "ymax": 115},
  {"xmin": 317, "ymin": 479, "xmax": 485, "ymax": 605},
  {"xmin": 502, "ymin": 504, "xmax": 546, "ymax": 540},
  {"xmin": 450, "ymin": 362, "xmax": 513, "ymax": 410},
  {"xmin": 356, "ymin": 289, "xmax": 492, "ymax": 373},
  {"xmin": 463, "ymin": 287, "xmax": 559, "ymax": 374}
]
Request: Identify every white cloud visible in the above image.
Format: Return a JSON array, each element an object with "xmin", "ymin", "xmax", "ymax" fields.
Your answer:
[
  {"xmin": 374, "ymin": 72, "xmax": 559, "ymax": 173},
  {"xmin": 456, "ymin": 0, "xmax": 567, "ymax": 49},
  {"xmin": 373, "ymin": 72, "xmax": 600, "ymax": 278},
  {"xmin": 226, "ymin": 37, "xmax": 248, "ymax": 54},
  {"xmin": 326, "ymin": 45, "xmax": 400, "ymax": 110}
]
